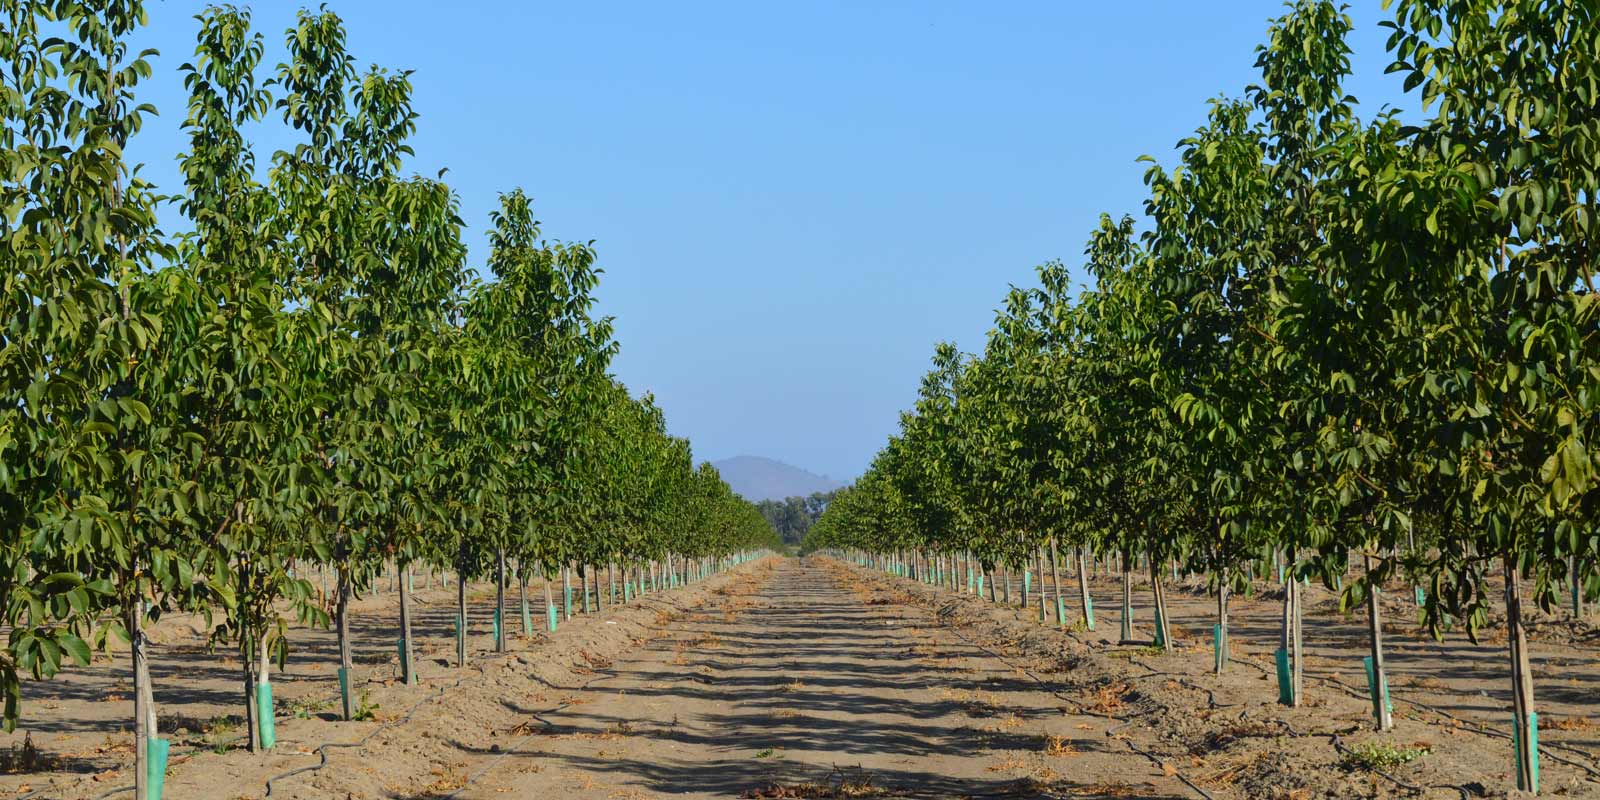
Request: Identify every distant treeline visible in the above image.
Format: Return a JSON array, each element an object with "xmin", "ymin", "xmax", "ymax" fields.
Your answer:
[{"xmin": 756, "ymin": 491, "xmax": 839, "ymax": 546}]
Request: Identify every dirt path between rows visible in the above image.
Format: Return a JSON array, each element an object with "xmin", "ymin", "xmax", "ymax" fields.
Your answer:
[{"xmin": 444, "ymin": 557, "xmax": 1192, "ymax": 799}]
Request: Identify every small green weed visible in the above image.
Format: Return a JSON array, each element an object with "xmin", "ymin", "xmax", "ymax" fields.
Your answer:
[
  {"xmin": 353, "ymin": 690, "xmax": 380, "ymax": 721},
  {"xmin": 203, "ymin": 715, "xmax": 241, "ymax": 754},
  {"xmin": 1342, "ymin": 741, "xmax": 1429, "ymax": 771},
  {"xmin": 284, "ymin": 695, "xmax": 332, "ymax": 720}
]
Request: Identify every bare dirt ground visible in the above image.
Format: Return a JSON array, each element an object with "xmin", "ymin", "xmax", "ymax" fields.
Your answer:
[
  {"xmin": 1072, "ymin": 569, "xmax": 1600, "ymax": 770},
  {"xmin": 6, "ymin": 557, "xmax": 1598, "ymax": 799},
  {"xmin": 895, "ymin": 561, "xmax": 1600, "ymax": 799},
  {"xmin": 0, "ymin": 569, "xmax": 680, "ymax": 799},
  {"xmin": 436, "ymin": 556, "xmax": 1192, "ymax": 800}
]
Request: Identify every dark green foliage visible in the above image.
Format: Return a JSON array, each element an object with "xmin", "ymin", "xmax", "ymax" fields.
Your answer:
[{"xmin": 755, "ymin": 491, "xmax": 837, "ymax": 546}]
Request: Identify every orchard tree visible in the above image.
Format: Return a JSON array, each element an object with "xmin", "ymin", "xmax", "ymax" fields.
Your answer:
[
  {"xmin": 1386, "ymin": 0, "xmax": 1600, "ymax": 787},
  {"xmin": 1143, "ymin": 97, "xmax": 1272, "ymax": 672},
  {"xmin": 173, "ymin": 3, "xmax": 325, "ymax": 753},
  {"xmin": 0, "ymin": 6, "xmax": 233, "ymax": 799}
]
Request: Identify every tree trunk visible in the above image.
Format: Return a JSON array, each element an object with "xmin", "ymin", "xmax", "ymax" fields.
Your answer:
[
  {"xmin": 1216, "ymin": 580, "xmax": 1229, "ymax": 675},
  {"xmin": 1506, "ymin": 554, "xmax": 1538, "ymax": 792},
  {"xmin": 1363, "ymin": 553, "xmax": 1393, "ymax": 731},
  {"xmin": 1045, "ymin": 542, "xmax": 1061, "ymax": 627},
  {"xmin": 336, "ymin": 567, "xmax": 353, "ymax": 719},
  {"xmin": 456, "ymin": 566, "xmax": 468, "ymax": 668},
  {"xmin": 131, "ymin": 599, "xmax": 155, "ymax": 800},
  {"xmin": 1150, "ymin": 557, "xmax": 1172, "ymax": 651},
  {"xmin": 1408, "ymin": 529, "xmax": 1421, "ymax": 607},
  {"xmin": 544, "ymin": 570, "xmax": 556, "ymax": 631},
  {"xmin": 1279, "ymin": 554, "xmax": 1297, "ymax": 706},
  {"xmin": 1021, "ymin": 552, "xmax": 1031, "ymax": 609},
  {"xmin": 399, "ymin": 561, "xmax": 416, "ymax": 684},
  {"xmin": 519, "ymin": 570, "xmax": 531, "ymax": 638},
  {"xmin": 1291, "ymin": 558, "xmax": 1304, "ymax": 707},
  {"xmin": 1076, "ymin": 548, "xmax": 1093, "ymax": 631},
  {"xmin": 256, "ymin": 629, "xmax": 273, "ymax": 750},
  {"xmin": 562, "ymin": 564, "xmax": 572, "ymax": 621},
  {"xmin": 1279, "ymin": 561, "xmax": 1292, "ymax": 654},
  {"xmin": 494, "ymin": 550, "xmax": 507, "ymax": 653},
  {"xmin": 243, "ymin": 634, "xmax": 257, "ymax": 754},
  {"xmin": 1035, "ymin": 547, "xmax": 1048, "ymax": 622},
  {"xmin": 1572, "ymin": 554, "xmax": 1584, "ymax": 618},
  {"xmin": 1120, "ymin": 556, "xmax": 1134, "ymax": 643}
]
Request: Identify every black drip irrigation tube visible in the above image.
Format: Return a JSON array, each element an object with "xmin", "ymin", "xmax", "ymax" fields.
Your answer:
[
  {"xmin": 1326, "ymin": 732, "xmax": 1471, "ymax": 800},
  {"xmin": 60, "ymin": 592, "xmax": 467, "ymax": 800},
  {"xmin": 260, "ymin": 589, "xmax": 532, "ymax": 798},
  {"xmin": 1262, "ymin": 714, "xmax": 1474, "ymax": 800}
]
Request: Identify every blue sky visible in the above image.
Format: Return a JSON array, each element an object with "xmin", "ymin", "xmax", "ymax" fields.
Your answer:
[{"xmin": 126, "ymin": 1, "xmax": 1415, "ymax": 482}]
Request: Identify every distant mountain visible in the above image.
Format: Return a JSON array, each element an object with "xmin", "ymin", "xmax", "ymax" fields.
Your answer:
[{"xmin": 712, "ymin": 455, "xmax": 844, "ymax": 502}]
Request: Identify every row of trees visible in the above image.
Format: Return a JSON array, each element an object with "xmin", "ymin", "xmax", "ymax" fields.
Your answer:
[
  {"xmin": 755, "ymin": 490, "xmax": 836, "ymax": 546},
  {"xmin": 804, "ymin": 0, "xmax": 1596, "ymax": 793},
  {"xmin": 1, "ymin": 3, "xmax": 776, "ymax": 797}
]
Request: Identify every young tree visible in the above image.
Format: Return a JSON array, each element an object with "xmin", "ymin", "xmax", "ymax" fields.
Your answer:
[
  {"xmin": 1386, "ymin": 1, "xmax": 1600, "ymax": 787},
  {"xmin": 1144, "ymin": 98, "xmax": 1272, "ymax": 672},
  {"xmin": 173, "ymin": 3, "xmax": 326, "ymax": 753}
]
